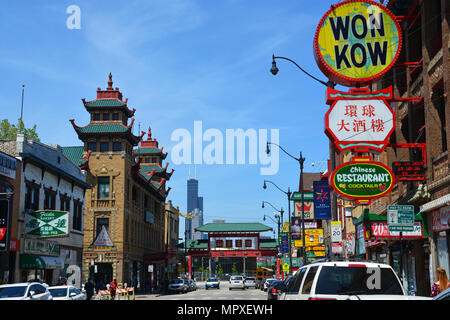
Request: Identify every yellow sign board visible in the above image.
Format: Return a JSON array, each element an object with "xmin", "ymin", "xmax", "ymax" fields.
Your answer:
[
  {"xmin": 294, "ymin": 229, "xmax": 324, "ymax": 247},
  {"xmin": 313, "ymin": 0, "xmax": 401, "ymax": 86},
  {"xmin": 282, "ymin": 263, "xmax": 290, "ymax": 272}
]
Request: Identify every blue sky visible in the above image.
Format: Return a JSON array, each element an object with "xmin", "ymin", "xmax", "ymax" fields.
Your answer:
[{"xmin": 1, "ymin": 0, "xmax": 344, "ymax": 238}]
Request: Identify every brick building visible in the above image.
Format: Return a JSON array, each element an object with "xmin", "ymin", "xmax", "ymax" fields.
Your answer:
[{"xmin": 68, "ymin": 74, "xmax": 172, "ymax": 291}]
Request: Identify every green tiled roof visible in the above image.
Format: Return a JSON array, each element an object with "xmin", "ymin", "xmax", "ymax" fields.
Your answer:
[
  {"xmin": 75, "ymin": 123, "xmax": 129, "ymax": 134},
  {"xmin": 85, "ymin": 99, "xmax": 125, "ymax": 107},
  {"xmin": 134, "ymin": 147, "xmax": 164, "ymax": 154},
  {"xmin": 177, "ymin": 239, "xmax": 209, "ymax": 250},
  {"xmin": 259, "ymin": 239, "xmax": 278, "ymax": 249},
  {"xmin": 62, "ymin": 146, "xmax": 84, "ymax": 165},
  {"xmin": 195, "ymin": 223, "xmax": 272, "ymax": 233},
  {"xmin": 140, "ymin": 165, "xmax": 164, "ymax": 173}
]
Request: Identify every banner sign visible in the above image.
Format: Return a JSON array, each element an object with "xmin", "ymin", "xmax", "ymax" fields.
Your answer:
[
  {"xmin": 325, "ymin": 87, "xmax": 395, "ymax": 153},
  {"xmin": 313, "ymin": 0, "xmax": 402, "ymax": 87},
  {"xmin": 294, "ymin": 201, "xmax": 314, "ymax": 220},
  {"xmin": 330, "ymin": 156, "xmax": 395, "ymax": 201},
  {"xmin": 25, "ymin": 210, "xmax": 69, "ymax": 237},
  {"xmin": 368, "ymin": 221, "xmax": 424, "ymax": 239},
  {"xmin": 313, "ymin": 180, "xmax": 331, "ymax": 220},
  {"xmin": 281, "ymin": 236, "xmax": 289, "ymax": 253}
]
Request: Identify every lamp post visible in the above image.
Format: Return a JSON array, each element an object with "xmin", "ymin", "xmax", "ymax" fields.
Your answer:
[
  {"xmin": 262, "ymin": 201, "xmax": 284, "ymax": 228},
  {"xmin": 263, "ymin": 180, "xmax": 293, "ymax": 274},
  {"xmin": 263, "ymin": 214, "xmax": 281, "ymax": 238},
  {"xmin": 266, "ymin": 142, "xmax": 307, "ymax": 266}
]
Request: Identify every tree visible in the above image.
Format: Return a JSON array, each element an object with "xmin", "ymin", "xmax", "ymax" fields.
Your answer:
[
  {"xmin": 0, "ymin": 118, "xmax": 39, "ymax": 141},
  {"xmin": 232, "ymin": 263, "xmax": 238, "ymax": 275}
]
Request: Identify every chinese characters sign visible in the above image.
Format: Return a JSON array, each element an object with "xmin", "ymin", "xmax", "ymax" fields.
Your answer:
[
  {"xmin": 25, "ymin": 210, "xmax": 69, "ymax": 237},
  {"xmin": 325, "ymin": 87, "xmax": 395, "ymax": 153},
  {"xmin": 313, "ymin": 0, "xmax": 402, "ymax": 87}
]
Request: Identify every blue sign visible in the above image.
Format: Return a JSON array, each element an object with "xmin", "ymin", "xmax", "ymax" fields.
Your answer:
[
  {"xmin": 313, "ymin": 180, "xmax": 331, "ymax": 220},
  {"xmin": 281, "ymin": 236, "xmax": 289, "ymax": 253}
]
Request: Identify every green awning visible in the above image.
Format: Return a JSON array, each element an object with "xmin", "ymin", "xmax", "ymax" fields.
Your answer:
[{"xmin": 20, "ymin": 254, "xmax": 64, "ymax": 269}]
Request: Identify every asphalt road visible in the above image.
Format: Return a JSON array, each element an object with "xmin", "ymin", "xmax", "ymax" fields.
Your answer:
[{"xmin": 136, "ymin": 281, "xmax": 269, "ymax": 300}]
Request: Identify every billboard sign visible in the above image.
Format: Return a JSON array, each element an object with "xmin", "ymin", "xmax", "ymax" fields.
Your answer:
[
  {"xmin": 25, "ymin": 211, "xmax": 70, "ymax": 237},
  {"xmin": 325, "ymin": 87, "xmax": 395, "ymax": 153},
  {"xmin": 313, "ymin": 0, "xmax": 402, "ymax": 87},
  {"xmin": 330, "ymin": 156, "xmax": 395, "ymax": 201},
  {"xmin": 313, "ymin": 180, "xmax": 331, "ymax": 220}
]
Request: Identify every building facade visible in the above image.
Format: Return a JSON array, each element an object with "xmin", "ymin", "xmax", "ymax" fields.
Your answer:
[
  {"xmin": 69, "ymin": 74, "xmax": 171, "ymax": 291},
  {"xmin": 0, "ymin": 135, "xmax": 89, "ymax": 286}
]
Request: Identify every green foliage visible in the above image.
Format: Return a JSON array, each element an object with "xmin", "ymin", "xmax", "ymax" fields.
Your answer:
[
  {"xmin": 231, "ymin": 263, "xmax": 238, "ymax": 275},
  {"xmin": 216, "ymin": 264, "xmax": 224, "ymax": 275},
  {"xmin": 0, "ymin": 118, "xmax": 39, "ymax": 141}
]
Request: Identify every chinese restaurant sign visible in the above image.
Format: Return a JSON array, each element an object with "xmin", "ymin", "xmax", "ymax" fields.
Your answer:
[
  {"xmin": 325, "ymin": 87, "xmax": 395, "ymax": 153},
  {"xmin": 25, "ymin": 211, "xmax": 69, "ymax": 237},
  {"xmin": 313, "ymin": 0, "xmax": 402, "ymax": 87},
  {"xmin": 330, "ymin": 157, "xmax": 394, "ymax": 200}
]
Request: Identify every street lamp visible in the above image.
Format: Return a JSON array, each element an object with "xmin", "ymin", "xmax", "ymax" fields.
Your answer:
[
  {"xmin": 263, "ymin": 180, "xmax": 293, "ymax": 274},
  {"xmin": 262, "ymin": 201, "xmax": 284, "ymax": 227},
  {"xmin": 266, "ymin": 142, "xmax": 307, "ymax": 266},
  {"xmin": 270, "ymin": 54, "xmax": 335, "ymax": 88},
  {"xmin": 263, "ymin": 214, "xmax": 281, "ymax": 238}
]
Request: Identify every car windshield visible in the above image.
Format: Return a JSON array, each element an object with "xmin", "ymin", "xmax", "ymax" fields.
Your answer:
[
  {"xmin": 207, "ymin": 278, "xmax": 217, "ymax": 282},
  {"xmin": 0, "ymin": 286, "xmax": 27, "ymax": 298},
  {"xmin": 48, "ymin": 288, "xmax": 68, "ymax": 297},
  {"xmin": 170, "ymin": 279, "xmax": 183, "ymax": 284},
  {"xmin": 315, "ymin": 266, "xmax": 404, "ymax": 295}
]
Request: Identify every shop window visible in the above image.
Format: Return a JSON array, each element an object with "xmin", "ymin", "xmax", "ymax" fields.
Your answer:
[
  {"xmin": 113, "ymin": 142, "xmax": 122, "ymax": 152},
  {"xmin": 44, "ymin": 188, "xmax": 56, "ymax": 210},
  {"xmin": 97, "ymin": 177, "xmax": 110, "ymax": 199},
  {"xmin": 87, "ymin": 142, "xmax": 97, "ymax": 152},
  {"xmin": 73, "ymin": 200, "xmax": 83, "ymax": 231},
  {"xmin": 100, "ymin": 142, "xmax": 109, "ymax": 152},
  {"xmin": 245, "ymin": 239, "xmax": 252, "ymax": 248}
]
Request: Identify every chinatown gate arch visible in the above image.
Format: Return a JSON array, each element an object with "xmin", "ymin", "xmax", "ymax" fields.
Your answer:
[{"xmin": 179, "ymin": 223, "xmax": 278, "ymax": 279}]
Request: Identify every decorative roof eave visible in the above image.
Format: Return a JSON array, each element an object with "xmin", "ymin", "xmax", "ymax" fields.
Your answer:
[
  {"xmin": 82, "ymin": 98, "xmax": 136, "ymax": 117},
  {"xmin": 140, "ymin": 163, "xmax": 174, "ymax": 180},
  {"xmin": 79, "ymin": 150, "xmax": 92, "ymax": 170},
  {"xmin": 133, "ymin": 147, "xmax": 168, "ymax": 159},
  {"xmin": 69, "ymin": 119, "xmax": 141, "ymax": 145},
  {"xmin": 134, "ymin": 170, "xmax": 167, "ymax": 199}
]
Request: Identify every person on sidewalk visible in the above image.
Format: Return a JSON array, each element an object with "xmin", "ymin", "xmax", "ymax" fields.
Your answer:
[
  {"xmin": 431, "ymin": 267, "xmax": 450, "ymax": 297},
  {"xmin": 109, "ymin": 279, "xmax": 118, "ymax": 300},
  {"xmin": 84, "ymin": 279, "xmax": 94, "ymax": 300}
]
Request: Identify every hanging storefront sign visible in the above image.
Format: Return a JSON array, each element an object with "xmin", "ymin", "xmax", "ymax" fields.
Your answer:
[
  {"xmin": 293, "ymin": 229, "xmax": 324, "ymax": 246},
  {"xmin": 25, "ymin": 210, "xmax": 69, "ymax": 237},
  {"xmin": 294, "ymin": 201, "xmax": 314, "ymax": 220},
  {"xmin": 325, "ymin": 87, "xmax": 395, "ymax": 153},
  {"xmin": 313, "ymin": 180, "xmax": 332, "ymax": 219},
  {"xmin": 24, "ymin": 238, "xmax": 61, "ymax": 257},
  {"xmin": 367, "ymin": 221, "xmax": 425, "ymax": 239},
  {"xmin": 432, "ymin": 206, "xmax": 450, "ymax": 232},
  {"xmin": 313, "ymin": 0, "xmax": 402, "ymax": 87},
  {"xmin": 330, "ymin": 156, "xmax": 395, "ymax": 201}
]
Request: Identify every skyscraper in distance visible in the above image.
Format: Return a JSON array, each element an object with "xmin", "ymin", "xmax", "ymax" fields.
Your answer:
[{"xmin": 186, "ymin": 166, "xmax": 204, "ymax": 240}]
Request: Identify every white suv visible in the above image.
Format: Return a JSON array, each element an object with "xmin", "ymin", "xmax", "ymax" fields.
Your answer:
[
  {"xmin": 0, "ymin": 282, "xmax": 53, "ymax": 300},
  {"xmin": 229, "ymin": 276, "xmax": 245, "ymax": 290},
  {"xmin": 281, "ymin": 261, "xmax": 409, "ymax": 300}
]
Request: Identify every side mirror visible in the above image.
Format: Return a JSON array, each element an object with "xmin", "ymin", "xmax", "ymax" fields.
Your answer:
[
  {"xmin": 70, "ymin": 292, "xmax": 77, "ymax": 298},
  {"xmin": 28, "ymin": 290, "xmax": 36, "ymax": 297}
]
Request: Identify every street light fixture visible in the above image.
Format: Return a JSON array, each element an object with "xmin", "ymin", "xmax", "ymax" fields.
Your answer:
[
  {"xmin": 266, "ymin": 142, "xmax": 307, "ymax": 266},
  {"xmin": 262, "ymin": 201, "xmax": 284, "ymax": 227},
  {"xmin": 271, "ymin": 54, "xmax": 335, "ymax": 88},
  {"xmin": 263, "ymin": 180, "xmax": 293, "ymax": 274}
]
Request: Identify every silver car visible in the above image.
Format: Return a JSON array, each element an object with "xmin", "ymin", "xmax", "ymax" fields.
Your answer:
[
  {"xmin": 244, "ymin": 277, "xmax": 257, "ymax": 289},
  {"xmin": 229, "ymin": 275, "xmax": 245, "ymax": 290},
  {"xmin": 0, "ymin": 282, "xmax": 53, "ymax": 300}
]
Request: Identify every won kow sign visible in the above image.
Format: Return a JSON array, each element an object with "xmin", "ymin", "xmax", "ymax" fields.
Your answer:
[{"xmin": 330, "ymin": 157, "xmax": 395, "ymax": 201}]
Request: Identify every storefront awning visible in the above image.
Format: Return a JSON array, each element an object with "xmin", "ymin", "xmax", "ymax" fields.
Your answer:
[
  {"xmin": 20, "ymin": 254, "xmax": 64, "ymax": 269},
  {"xmin": 420, "ymin": 194, "xmax": 450, "ymax": 213}
]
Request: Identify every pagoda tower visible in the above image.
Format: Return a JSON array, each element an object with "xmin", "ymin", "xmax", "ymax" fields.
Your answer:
[{"xmin": 69, "ymin": 74, "xmax": 171, "ymax": 289}]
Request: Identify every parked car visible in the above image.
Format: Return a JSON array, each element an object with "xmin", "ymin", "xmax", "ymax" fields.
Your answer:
[
  {"xmin": 229, "ymin": 275, "xmax": 245, "ymax": 290},
  {"xmin": 48, "ymin": 285, "xmax": 86, "ymax": 300},
  {"xmin": 0, "ymin": 282, "xmax": 53, "ymax": 300},
  {"xmin": 187, "ymin": 279, "xmax": 197, "ymax": 291},
  {"xmin": 267, "ymin": 280, "xmax": 285, "ymax": 300},
  {"xmin": 244, "ymin": 277, "xmax": 257, "ymax": 289},
  {"xmin": 168, "ymin": 278, "xmax": 188, "ymax": 294},
  {"xmin": 205, "ymin": 277, "xmax": 220, "ymax": 290},
  {"xmin": 263, "ymin": 278, "xmax": 277, "ymax": 292},
  {"xmin": 281, "ymin": 261, "xmax": 411, "ymax": 300},
  {"xmin": 433, "ymin": 287, "xmax": 450, "ymax": 300}
]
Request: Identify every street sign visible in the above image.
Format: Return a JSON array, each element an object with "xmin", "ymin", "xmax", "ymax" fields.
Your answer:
[
  {"xmin": 331, "ymin": 221, "xmax": 342, "ymax": 243},
  {"xmin": 387, "ymin": 205, "xmax": 415, "ymax": 232}
]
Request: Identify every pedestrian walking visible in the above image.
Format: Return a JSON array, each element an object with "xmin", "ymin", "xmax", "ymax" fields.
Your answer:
[
  {"xmin": 96, "ymin": 279, "xmax": 105, "ymax": 292},
  {"xmin": 431, "ymin": 267, "xmax": 450, "ymax": 297},
  {"xmin": 85, "ymin": 279, "xmax": 94, "ymax": 300},
  {"xmin": 109, "ymin": 279, "xmax": 118, "ymax": 300}
]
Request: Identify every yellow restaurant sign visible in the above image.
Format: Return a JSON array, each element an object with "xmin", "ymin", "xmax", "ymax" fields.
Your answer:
[
  {"xmin": 313, "ymin": 0, "xmax": 402, "ymax": 87},
  {"xmin": 294, "ymin": 229, "xmax": 324, "ymax": 247}
]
